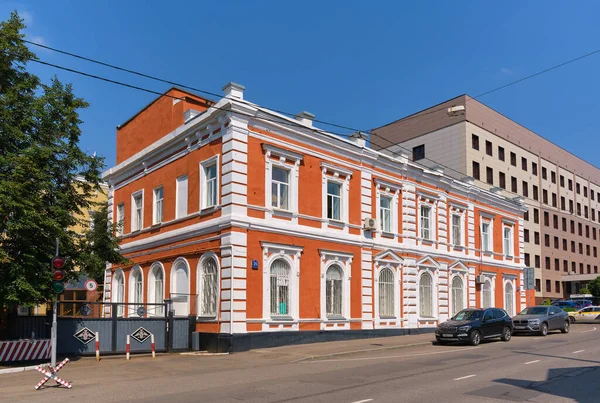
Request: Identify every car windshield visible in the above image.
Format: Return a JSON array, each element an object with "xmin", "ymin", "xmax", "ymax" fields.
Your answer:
[
  {"xmin": 518, "ymin": 307, "xmax": 548, "ymax": 315},
  {"xmin": 452, "ymin": 310, "xmax": 482, "ymax": 321}
]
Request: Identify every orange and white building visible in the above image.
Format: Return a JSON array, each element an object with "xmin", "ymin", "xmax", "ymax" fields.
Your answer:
[{"xmin": 102, "ymin": 83, "xmax": 534, "ymax": 351}]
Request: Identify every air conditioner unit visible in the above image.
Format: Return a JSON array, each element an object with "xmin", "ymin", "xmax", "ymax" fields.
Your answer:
[
  {"xmin": 475, "ymin": 275, "xmax": 486, "ymax": 284},
  {"xmin": 363, "ymin": 217, "xmax": 377, "ymax": 230}
]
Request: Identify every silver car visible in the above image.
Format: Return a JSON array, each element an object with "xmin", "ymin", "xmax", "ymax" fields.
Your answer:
[{"xmin": 512, "ymin": 306, "xmax": 570, "ymax": 336}]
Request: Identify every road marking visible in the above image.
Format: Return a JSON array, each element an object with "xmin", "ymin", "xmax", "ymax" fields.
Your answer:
[
  {"xmin": 573, "ymin": 350, "xmax": 585, "ymax": 354},
  {"xmin": 575, "ymin": 327, "xmax": 597, "ymax": 333},
  {"xmin": 304, "ymin": 347, "xmax": 478, "ymax": 363},
  {"xmin": 524, "ymin": 360, "xmax": 540, "ymax": 365},
  {"xmin": 454, "ymin": 375, "xmax": 476, "ymax": 381},
  {"xmin": 351, "ymin": 400, "xmax": 373, "ymax": 403}
]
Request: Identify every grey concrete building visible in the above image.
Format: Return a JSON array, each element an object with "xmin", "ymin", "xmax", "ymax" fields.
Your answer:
[{"xmin": 372, "ymin": 95, "xmax": 600, "ymax": 302}]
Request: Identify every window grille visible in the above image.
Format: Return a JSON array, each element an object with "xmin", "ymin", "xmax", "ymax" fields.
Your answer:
[
  {"xmin": 326, "ymin": 265, "xmax": 343, "ymax": 317},
  {"xmin": 200, "ymin": 258, "xmax": 218, "ymax": 316},
  {"xmin": 419, "ymin": 272, "xmax": 433, "ymax": 317},
  {"xmin": 270, "ymin": 259, "xmax": 290, "ymax": 316},
  {"xmin": 378, "ymin": 268, "xmax": 394, "ymax": 317}
]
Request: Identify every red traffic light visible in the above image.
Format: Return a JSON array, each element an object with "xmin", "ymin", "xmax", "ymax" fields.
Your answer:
[
  {"xmin": 51, "ymin": 256, "xmax": 65, "ymax": 269},
  {"xmin": 53, "ymin": 270, "xmax": 65, "ymax": 281}
]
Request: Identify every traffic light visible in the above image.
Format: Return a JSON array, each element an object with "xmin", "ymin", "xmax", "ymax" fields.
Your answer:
[{"xmin": 50, "ymin": 256, "xmax": 66, "ymax": 294}]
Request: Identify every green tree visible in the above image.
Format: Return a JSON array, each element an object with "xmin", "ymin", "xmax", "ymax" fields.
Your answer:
[
  {"xmin": 0, "ymin": 12, "xmax": 125, "ymax": 306},
  {"xmin": 588, "ymin": 277, "xmax": 600, "ymax": 298}
]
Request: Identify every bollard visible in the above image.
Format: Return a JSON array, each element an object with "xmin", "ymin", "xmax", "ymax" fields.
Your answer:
[
  {"xmin": 126, "ymin": 335, "xmax": 130, "ymax": 360},
  {"xmin": 95, "ymin": 332, "xmax": 100, "ymax": 361},
  {"xmin": 151, "ymin": 333, "xmax": 155, "ymax": 359}
]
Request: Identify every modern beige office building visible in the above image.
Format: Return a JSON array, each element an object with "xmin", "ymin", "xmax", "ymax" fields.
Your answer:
[{"xmin": 372, "ymin": 95, "xmax": 600, "ymax": 302}]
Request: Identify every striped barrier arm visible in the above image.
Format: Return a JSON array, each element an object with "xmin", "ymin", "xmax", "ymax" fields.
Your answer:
[{"xmin": 0, "ymin": 339, "xmax": 51, "ymax": 362}]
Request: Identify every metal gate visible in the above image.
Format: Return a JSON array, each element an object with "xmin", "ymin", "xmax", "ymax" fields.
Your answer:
[{"xmin": 55, "ymin": 300, "xmax": 193, "ymax": 356}]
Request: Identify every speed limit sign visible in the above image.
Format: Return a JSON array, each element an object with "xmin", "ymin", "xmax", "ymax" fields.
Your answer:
[{"xmin": 84, "ymin": 280, "xmax": 98, "ymax": 291}]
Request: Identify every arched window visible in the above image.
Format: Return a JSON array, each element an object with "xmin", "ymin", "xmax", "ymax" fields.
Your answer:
[
  {"xmin": 171, "ymin": 259, "xmax": 189, "ymax": 316},
  {"xmin": 419, "ymin": 272, "xmax": 433, "ymax": 318},
  {"xmin": 505, "ymin": 282, "xmax": 514, "ymax": 316},
  {"xmin": 483, "ymin": 280, "xmax": 492, "ymax": 309},
  {"xmin": 129, "ymin": 267, "xmax": 143, "ymax": 316},
  {"xmin": 148, "ymin": 264, "xmax": 164, "ymax": 316},
  {"xmin": 451, "ymin": 276, "xmax": 464, "ymax": 315},
  {"xmin": 379, "ymin": 268, "xmax": 395, "ymax": 317},
  {"xmin": 113, "ymin": 270, "xmax": 125, "ymax": 317},
  {"xmin": 326, "ymin": 265, "xmax": 343, "ymax": 317},
  {"xmin": 270, "ymin": 259, "xmax": 290, "ymax": 316},
  {"xmin": 199, "ymin": 257, "xmax": 218, "ymax": 316}
]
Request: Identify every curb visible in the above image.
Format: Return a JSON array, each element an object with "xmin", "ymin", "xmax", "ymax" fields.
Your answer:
[
  {"xmin": 290, "ymin": 340, "xmax": 433, "ymax": 363},
  {"xmin": 0, "ymin": 364, "xmax": 47, "ymax": 375}
]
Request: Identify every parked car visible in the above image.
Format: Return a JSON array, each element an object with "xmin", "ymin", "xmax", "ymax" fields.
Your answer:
[
  {"xmin": 566, "ymin": 299, "xmax": 593, "ymax": 308},
  {"xmin": 512, "ymin": 306, "xmax": 570, "ymax": 336},
  {"xmin": 568, "ymin": 306, "xmax": 600, "ymax": 323},
  {"xmin": 551, "ymin": 300, "xmax": 579, "ymax": 310},
  {"xmin": 435, "ymin": 308, "xmax": 513, "ymax": 346}
]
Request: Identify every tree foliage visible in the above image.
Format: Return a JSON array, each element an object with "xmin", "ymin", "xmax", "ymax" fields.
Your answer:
[
  {"xmin": 588, "ymin": 277, "xmax": 600, "ymax": 298},
  {"xmin": 0, "ymin": 12, "xmax": 126, "ymax": 306}
]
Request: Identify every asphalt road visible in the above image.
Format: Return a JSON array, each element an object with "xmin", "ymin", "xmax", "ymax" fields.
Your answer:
[{"xmin": 3, "ymin": 324, "xmax": 599, "ymax": 403}]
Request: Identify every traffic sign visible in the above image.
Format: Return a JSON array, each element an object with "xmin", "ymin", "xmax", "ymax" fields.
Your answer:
[
  {"xmin": 79, "ymin": 304, "xmax": 92, "ymax": 317},
  {"xmin": 84, "ymin": 280, "xmax": 98, "ymax": 291}
]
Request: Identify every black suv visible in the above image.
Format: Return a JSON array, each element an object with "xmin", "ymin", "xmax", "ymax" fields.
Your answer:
[{"xmin": 435, "ymin": 308, "xmax": 513, "ymax": 346}]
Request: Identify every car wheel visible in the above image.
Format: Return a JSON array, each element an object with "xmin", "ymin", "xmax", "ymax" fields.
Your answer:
[
  {"xmin": 469, "ymin": 330, "xmax": 481, "ymax": 346},
  {"xmin": 539, "ymin": 322, "xmax": 548, "ymax": 336},
  {"xmin": 561, "ymin": 320, "xmax": 570, "ymax": 334},
  {"xmin": 501, "ymin": 326, "xmax": 512, "ymax": 341},
  {"xmin": 569, "ymin": 316, "xmax": 575, "ymax": 324}
]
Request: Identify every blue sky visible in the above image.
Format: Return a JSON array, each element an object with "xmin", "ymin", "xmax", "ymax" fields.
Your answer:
[{"xmin": 2, "ymin": 1, "xmax": 600, "ymax": 169}]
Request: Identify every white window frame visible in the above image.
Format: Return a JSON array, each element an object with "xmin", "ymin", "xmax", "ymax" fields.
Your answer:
[
  {"xmin": 503, "ymin": 224, "xmax": 514, "ymax": 257},
  {"xmin": 451, "ymin": 213, "xmax": 465, "ymax": 248},
  {"xmin": 261, "ymin": 242, "xmax": 303, "ymax": 329},
  {"xmin": 326, "ymin": 180, "xmax": 343, "ymax": 221},
  {"xmin": 147, "ymin": 262, "xmax": 165, "ymax": 317},
  {"xmin": 116, "ymin": 203, "xmax": 125, "ymax": 236},
  {"xmin": 503, "ymin": 278, "xmax": 516, "ymax": 316},
  {"xmin": 481, "ymin": 220, "xmax": 493, "ymax": 253},
  {"xmin": 263, "ymin": 144, "xmax": 302, "ymax": 221},
  {"xmin": 153, "ymin": 186, "xmax": 164, "ymax": 225},
  {"xmin": 416, "ymin": 256, "xmax": 440, "ymax": 321},
  {"xmin": 112, "ymin": 269, "xmax": 125, "ymax": 317},
  {"xmin": 377, "ymin": 267, "xmax": 396, "ymax": 318},
  {"xmin": 128, "ymin": 265, "xmax": 144, "ymax": 316},
  {"xmin": 373, "ymin": 250, "xmax": 403, "ymax": 326},
  {"xmin": 420, "ymin": 204, "xmax": 432, "ymax": 240},
  {"xmin": 321, "ymin": 163, "xmax": 352, "ymax": 229},
  {"xmin": 175, "ymin": 175, "xmax": 189, "ymax": 219},
  {"xmin": 379, "ymin": 195, "xmax": 392, "ymax": 232},
  {"xmin": 131, "ymin": 190, "xmax": 144, "ymax": 232},
  {"xmin": 375, "ymin": 179, "xmax": 401, "ymax": 238},
  {"xmin": 319, "ymin": 250, "xmax": 353, "ymax": 328},
  {"xmin": 170, "ymin": 257, "xmax": 190, "ymax": 316},
  {"xmin": 200, "ymin": 155, "xmax": 220, "ymax": 211},
  {"xmin": 450, "ymin": 274, "xmax": 466, "ymax": 316},
  {"xmin": 418, "ymin": 271, "xmax": 434, "ymax": 318},
  {"xmin": 481, "ymin": 275, "xmax": 496, "ymax": 308},
  {"xmin": 197, "ymin": 252, "xmax": 220, "ymax": 319},
  {"xmin": 271, "ymin": 166, "xmax": 290, "ymax": 210}
]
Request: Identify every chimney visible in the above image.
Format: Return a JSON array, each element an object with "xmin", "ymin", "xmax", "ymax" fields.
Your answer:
[
  {"xmin": 294, "ymin": 111, "xmax": 315, "ymax": 127},
  {"xmin": 222, "ymin": 82, "xmax": 245, "ymax": 100},
  {"xmin": 349, "ymin": 132, "xmax": 367, "ymax": 147}
]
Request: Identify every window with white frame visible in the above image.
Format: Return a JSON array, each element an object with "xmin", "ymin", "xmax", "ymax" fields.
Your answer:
[
  {"xmin": 420, "ymin": 205, "xmax": 432, "ymax": 240},
  {"xmin": 130, "ymin": 268, "xmax": 143, "ymax": 315},
  {"xmin": 504, "ymin": 281, "xmax": 514, "ymax": 316},
  {"xmin": 153, "ymin": 186, "xmax": 164, "ymax": 224},
  {"xmin": 380, "ymin": 195, "xmax": 392, "ymax": 233},
  {"xmin": 271, "ymin": 167, "xmax": 289, "ymax": 210},
  {"xmin": 131, "ymin": 192, "xmax": 143, "ymax": 232},
  {"xmin": 116, "ymin": 203, "xmax": 125, "ymax": 236},
  {"xmin": 326, "ymin": 265, "xmax": 343, "ymax": 317},
  {"xmin": 270, "ymin": 259, "xmax": 291, "ymax": 317},
  {"xmin": 113, "ymin": 270, "xmax": 125, "ymax": 317},
  {"xmin": 451, "ymin": 276, "xmax": 464, "ymax": 315},
  {"xmin": 199, "ymin": 257, "xmax": 218, "ymax": 317},
  {"xmin": 200, "ymin": 157, "xmax": 219, "ymax": 210},
  {"xmin": 176, "ymin": 175, "xmax": 188, "ymax": 219},
  {"xmin": 452, "ymin": 214, "xmax": 462, "ymax": 247},
  {"xmin": 481, "ymin": 221, "xmax": 491, "ymax": 252},
  {"xmin": 503, "ymin": 226, "xmax": 513, "ymax": 257},
  {"xmin": 171, "ymin": 259, "xmax": 190, "ymax": 316},
  {"xmin": 378, "ymin": 268, "xmax": 395, "ymax": 317},
  {"xmin": 148, "ymin": 264, "xmax": 164, "ymax": 316},
  {"xmin": 419, "ymin": 271, "xmax": 433, "ymax": 317},
  {"xmin": 327, "ymin": 181, "xmax": 342, "ymax": 221},
  {"xmin": 482, "ymin": 280, "xmax": 492, "ymax": 308}
]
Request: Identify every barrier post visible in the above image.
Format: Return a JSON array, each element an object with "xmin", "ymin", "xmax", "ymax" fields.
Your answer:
[
  {"xmin": 126, "ymin": 335, "xmax": 130, "ymax": 360},
  {"xmin": 151, "ymin": 333, "xmax": 155, "ymax": 358},
  {"xmin": 95, "ymin": 332, "xmax": 100, "ymax": 361}
]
